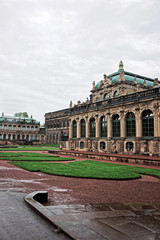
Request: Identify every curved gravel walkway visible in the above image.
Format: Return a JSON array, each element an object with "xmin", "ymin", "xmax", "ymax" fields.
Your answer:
[{"xmin": 0, "ymin": 157, "xmax": 160, "ymax": 205}]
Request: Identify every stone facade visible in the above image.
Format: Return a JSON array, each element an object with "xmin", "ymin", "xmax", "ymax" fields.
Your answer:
[
  {"xmin": 45, "ymin": 61, "xmax": 160, "ymax": 156},
  {"xmin": 45, "ymin": 109, "xmax": 69, "ymax": 145},
  {"xmin": 0, "ymin": 114, "xmax": 45, "ymax": 145}
]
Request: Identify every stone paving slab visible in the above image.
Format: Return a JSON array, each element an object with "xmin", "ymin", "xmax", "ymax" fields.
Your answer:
[
  {"xmin": 25, "ymin": 191, "xmax": 160, "ymax": 240},
  {"xmin": 44, "ymin": 203, "xmax": 160, "ymax": 240},
  {"xmin": 0, "ymin": 190, "xmax": 71, "ymax": 240}
]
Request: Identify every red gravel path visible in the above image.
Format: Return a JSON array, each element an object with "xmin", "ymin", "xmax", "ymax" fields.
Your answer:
[{"xmin": 0, "ymin": 156, "xmax": 160, "ymax": 205}]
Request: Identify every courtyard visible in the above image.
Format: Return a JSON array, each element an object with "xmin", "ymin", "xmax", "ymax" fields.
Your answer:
[{"xmin": 0, "ymin": 146, "xmax": 160, "ymax": 239}]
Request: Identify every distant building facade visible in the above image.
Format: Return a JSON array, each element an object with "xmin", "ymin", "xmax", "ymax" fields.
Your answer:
[
  {"xmin": 0, "ymin": 114, "xmax": 45, "ymax": 145},
  {"xmin": 45, "ymin": 109, "xmax": 69, "ymax": 145},
  {"xmin": 45, "ymin": 61, "xmax": 160, "ymax": 156}
]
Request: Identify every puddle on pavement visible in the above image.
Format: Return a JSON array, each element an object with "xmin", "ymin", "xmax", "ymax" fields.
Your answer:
[
  {"xmin": 51, "ymin": 187, "xmax": 69, "ymax": 192},
  {"xmin": 0, "ymin": 166, "xmax": 23, "ymax": 170},
  {"xmin": 0, "ymin": 178, "xmax": 41, "ymax": 184}
]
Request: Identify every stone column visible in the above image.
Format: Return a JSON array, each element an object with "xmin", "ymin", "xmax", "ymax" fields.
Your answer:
[
  {"xmin": 135, "ymin": 108, "xmax": 142, "ymax": 138},
  {"xmin": 107, "ymin": 113, "xmax": 112, "ymax": 138},
  {"xmin": 85, "ymin": 116, "xmax": 89, "ymax": 138},
  {"xmin": 69, "ymin": 119, "xmax": 72, "ymax": 139},
  {"xmin": 158, "ymin": 113, "xmax": 160, "ymax": 138},
  {"xmin": 77, "ymin": 118, "xmax": 80, "ymax": 139},
  {"xmin": 120, "ymin": 111, "xmax": 125, "ymax": 138},
  {"xmin": 96, "ymin": 116, "xmax": 100, "ymax": 138},
  {"xmin": 153, "ymin": 105, "xmax": 159, "ymax": 137}
]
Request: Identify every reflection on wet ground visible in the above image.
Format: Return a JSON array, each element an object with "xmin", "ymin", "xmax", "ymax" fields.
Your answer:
[{"xmin": 45, "ymin": 202, "xmax": 160, "ymax": 240}]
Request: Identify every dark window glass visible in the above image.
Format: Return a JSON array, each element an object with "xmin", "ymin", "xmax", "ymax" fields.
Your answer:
[
  {"xmin": 80, "ymin": 141, "xmax": 84, "ymax": 149},
  {"xmin": 72, "ymin": 120, "xmax": 77, "ymax": 138},
  {"xmin": 126, "ymin": 112, "xmax": 136, "ymax": 137},
  {"xmin": 126, "ymin": 142, "xmax": 134, "ymax": 151},
  {"xmin": 80, "ymin": 119, "xmax": 86, "ymax": 138},
  {"xmin": 90, "ymin": 118, "xmax": 96, "ymax": 138},
  {"xmin": 142, "ymin": 110, "xmax": 154, "ymax": 137},
  {"xmin": 100, "ymin": 116, "xmax": 107, "ymax": 138},
  {"xmin": 100, "ymin": 141, "xmax": 106, "ymax": 150},
  {"xmin": 112, "ymin": 114, "xmax": 120, "ymax": 138}
]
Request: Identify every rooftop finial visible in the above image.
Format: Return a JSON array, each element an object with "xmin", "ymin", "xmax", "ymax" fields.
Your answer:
[{"xmin": 119, "ymin": 60, "xmax": 124, "ymax": 72}]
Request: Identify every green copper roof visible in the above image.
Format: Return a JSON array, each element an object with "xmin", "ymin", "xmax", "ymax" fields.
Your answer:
[
  {"xmin": 95, "ymin": 68, "xmax": 158, "ymax": 89},
  {"xmin": 0, "ymin": 115, "xmax": 40, "ymax": 124}
]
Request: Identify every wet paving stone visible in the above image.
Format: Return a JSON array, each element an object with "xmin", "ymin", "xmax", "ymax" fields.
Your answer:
[{"xmin": 44, "ymin": 203, "xmax": 160, "ymax": 240}]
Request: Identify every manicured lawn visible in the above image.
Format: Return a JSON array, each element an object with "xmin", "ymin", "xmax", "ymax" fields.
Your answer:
[
  {"xmin": 10, "ymin": 160, "xmax": 160, "ymax": 180},
  {"xmin": 41, "ymin": 144, "xmax": 60, "ymax": 147},
  {"xmin": 0, "ymin": 152, "xmax": 74, "ymax": 161},
  {"xmin": 0, "ymin": 145, "xmax": 59, "ymax": 151},
  {"xmin": 0, "ymin": 152, "xmax": 51, "ymax": 157},
  {"xmin": 3, "ymin": 156, "xmax": 74, "ymax": 161}
]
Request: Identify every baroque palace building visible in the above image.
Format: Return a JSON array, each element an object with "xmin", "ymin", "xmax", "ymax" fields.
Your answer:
[
  {"xmin": 45, "ymin": 61, "xmax": 160, "ymax": 156},
  {"xmin": 0, "ymin": 113, "xmax": 45, "ymax": 145}
]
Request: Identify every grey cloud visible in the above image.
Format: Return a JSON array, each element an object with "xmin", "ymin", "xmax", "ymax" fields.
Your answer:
[{"xmin": 0, "ymin": 0, "xmax": 160, "ymax": 123}]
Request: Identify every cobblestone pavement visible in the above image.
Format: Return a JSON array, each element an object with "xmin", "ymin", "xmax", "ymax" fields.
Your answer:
[
  {"xmin": 45, "ymin": 202, "xmax": 160, "ymax": 240},
  {"xmin": 0, "ymin": 189, "xmax": 71, "ymax": 240}
]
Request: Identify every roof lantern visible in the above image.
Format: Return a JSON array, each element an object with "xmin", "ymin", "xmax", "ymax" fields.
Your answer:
[{"xmin": 119, "ymin": 60, "xmax": 124, "ymax": 72}]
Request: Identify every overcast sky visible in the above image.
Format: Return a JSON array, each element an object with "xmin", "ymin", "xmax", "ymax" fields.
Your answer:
[{"xmin": 0, "ymin": 0, "xmax": 160, "ymax": 124}]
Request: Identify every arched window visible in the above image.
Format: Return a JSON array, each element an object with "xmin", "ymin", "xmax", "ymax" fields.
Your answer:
[
  {"xmin": 80, "ymin": 141, "xmax": 84, "ymax": 149},
  {"xmin": 13, "ymin": 125, "xmax": 16, "ymax": 130},
  {"xmin": 0, "ymin": 124, "xmax": 2, "ymax": 129},
  {"xmin": 0, "ymin": 134, "xmax": 2, "ymax": 139},
  {"xmin": 100, "ymin": 141, "xmax": 106, "ymax": 150},
  {"xmin": 27, "ymin": 126, "xmax": 30, "ymax": 131},
  {"xmin": 31, "ymin": 135, "xmax": 33, "ymax": 140},
  {"xmin": 90, "ymin": 118, "xmax": 96, "ymax": 138},
  {"xmin": 114, "ymin": 91, "xmax": 119, "ymax": 98},
  {"xmin": 8, "ymin": 134, "xmax": 11, "ymax": 140},
  {"xmin": 18, "ymin": 125, "xmax": 21, "ymax": 130},
  {"xmin": 80, "ymin": 119, "xmax": 86, "ymax": 138},
  {"xmin": 112, "ymin": 114, "xmax": 120, "ymax": 138},
  {"xmin": 8, "ymin": 125, "xmax": 12, "ymax": 130},
  {"xmin": 142, "ymin": 110, "xmax": 154, "ymax": 138},
  {"xmin": 4, "ymin": 125, "xmax": 7, "ymax": 130},
  {"xmin": 35, "ymin": 126, "xmax": 38, "ymax": 131},
  {"xmin": 72, "ymin": 120, "xmax": 77, "ymax": 138},
  {"xmin": 3, "ymin": 134, "xmax": 6, "ymax": 139},
  {"xmin": 17, "ymin": 135, "xmax": 20, "ymax": 141},
  {"xmin": 13, "ymin": 134, "xmax": 16, "ymax": 140},
  {"xmin": 104, "ymin": 93, "xmax": 109, "ymax": 100},
  {"xmin": 22, "ymin": 126, "xmax": 25, "ymax": 131},
  {"xmin": 100, "ymin": 116, "xmax": 107, "ymax": 138},
  {"xmin": 31, "ymin": 126, "xmax": 34, "ymax": 131},
  {"xmin": 35, "ymin": 135, "xmax": 37, "ymax": 140},
  {"xmin": 26, "ymin": 135, "xmax": 29, "ymax": 141},
  {"xmin": 126, "ymin": 112, "xmax": 136, "ymax": 138},
  {"xmin": 41, "ymin": 135, "xmax": 44, "ymax": 141},
  {"xmin": 22, "ymin": 135, "xmax": 25, "ymax": 140}
]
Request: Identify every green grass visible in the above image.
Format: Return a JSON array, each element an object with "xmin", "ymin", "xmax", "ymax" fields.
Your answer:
[
  {"xmin": 0, "ymin": 152, "xmax": 51, "ymax": 157},
  {"xmin": 4, "ymin": 156, "xmax": 74, "ymax": 161},
  {"xmin": 0, "ymin": 145, "xmax": 59, "ymax": 151},
  {"xmin": 0, "ymin": 151, "xmax": 74, "ymax": 161},
  {"xmin": 40, "ymin": 144, "xmax": 60, "ymax": 147},
  {"xmin": 10, "ymin": 160, "xmax": 160, "ymax": 180}
]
